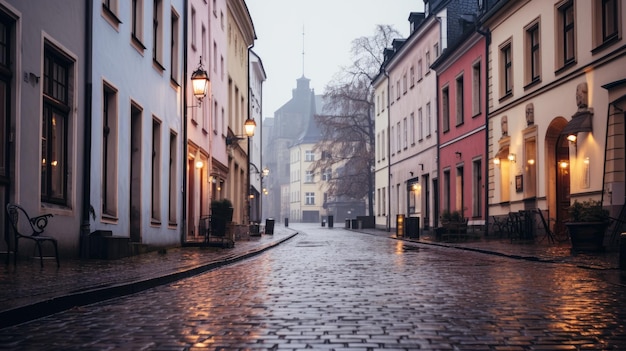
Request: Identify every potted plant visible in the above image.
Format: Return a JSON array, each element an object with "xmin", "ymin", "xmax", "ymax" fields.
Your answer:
[
  {"xmin": 210, "ymin": 198, "xmax": 233, "ymax": 237},
  {"xmin": 565, "ymin": 199, "xmax": 610, "ymax": 253}
]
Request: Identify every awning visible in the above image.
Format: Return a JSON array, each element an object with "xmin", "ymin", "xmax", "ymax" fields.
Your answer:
[{"xmin": 561, "ymin": 110, "xmax": 593, "ymax": 135}]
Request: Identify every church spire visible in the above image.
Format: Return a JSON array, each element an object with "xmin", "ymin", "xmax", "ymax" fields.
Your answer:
[{"xmin": 302, "ymin": 25, "xmax": 305, "ymax": 77}]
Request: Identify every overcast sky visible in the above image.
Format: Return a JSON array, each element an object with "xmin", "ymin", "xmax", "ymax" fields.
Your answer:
[{"xmin": 246, "ymin": 0, "xmax": 423, "ymax": 118}]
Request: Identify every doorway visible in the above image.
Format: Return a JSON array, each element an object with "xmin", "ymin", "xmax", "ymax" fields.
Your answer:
[
  {"xmin": 555, "ymin": 134, "xmax": 570, "ymax": 236},
  {"xmin": 130, "ymin": 105, "xmax": 142, "ymax": 243}
]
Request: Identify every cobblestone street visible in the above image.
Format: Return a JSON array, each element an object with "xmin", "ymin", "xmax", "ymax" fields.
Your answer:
[{"xmin": 1, "ymin": 223, "xmax": 625, "ymax": 350}]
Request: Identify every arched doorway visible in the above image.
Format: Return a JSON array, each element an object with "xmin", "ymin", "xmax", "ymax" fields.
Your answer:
[{"xmin": 545, "ymin": 117, "xmax": 569, "ymax": 236}]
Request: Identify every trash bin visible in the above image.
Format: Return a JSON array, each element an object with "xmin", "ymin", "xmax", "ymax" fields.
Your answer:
[
  {"xmin": 407, "ymin": 217, "xmax": 420, "ymax": 239},
  {"xmin": 351, "ymin": 219, "xmax": 358, "ymax": 229},
  {"xmin": 265, "ymin": 218, "xmax": 275, "ymax": 235},
  {"xmin": 284, "ymin": 217, "xmax": 289, "ymax": 227},
  {"xmin": 328, "ymin": 215, "xmax": 334, "ymax": 228},
  {"xmin": 345, "ymin": 219, "xmax": 351, "ymax": 229},
  {"xmin": 321, "ymin": 218, "xmax": 326, "ymax": 227}
]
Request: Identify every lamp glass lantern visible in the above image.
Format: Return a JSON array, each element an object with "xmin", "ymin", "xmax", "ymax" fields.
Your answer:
[
  {"xmin": 191, "ymin": 64, "xmax": 210, "ymax": 103},
  {"xmin": 244, "ymin": 118, "xmax": 256, "ymax": 137}
]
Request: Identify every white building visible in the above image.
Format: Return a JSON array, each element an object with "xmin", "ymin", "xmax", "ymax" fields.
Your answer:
[{"xmin": 89, "ymin": 0, "xmax": 184, "ymax": 248}]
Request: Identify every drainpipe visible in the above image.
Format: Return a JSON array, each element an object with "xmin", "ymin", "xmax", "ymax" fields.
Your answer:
[
  {"xmin": 80, "ymin": 0, "xmax": 93, "ymax": 259},
  {"xmin": 181, "ymin": 0, "xmax": 189, "ymax": 245},
  {"xmin": 476, "ymin": 25, "xmax": 491, "ymax": 236}
]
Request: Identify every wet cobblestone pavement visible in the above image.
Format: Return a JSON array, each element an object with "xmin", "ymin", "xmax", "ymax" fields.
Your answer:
[{"xmin": 1, "ymin": 223, "xmax": 625, "ymax": 350}]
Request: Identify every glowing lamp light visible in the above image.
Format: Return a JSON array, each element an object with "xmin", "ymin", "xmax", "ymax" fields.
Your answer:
[
  {"xmin": 559, "ymin": 160, "xmax": 569, "ymax": 169},
  {"xmin": 244, "ymin": 118, "xmax": 256, "ymax": 137},
  {"xmin": 567, "ymin": 134, "xmax": 577, "ymax": 142},
  {"xmin": 195, "ymin": 161, "xmax": 203, "ymax": 169},
  {"xmin": 493, "ymin": 158, "xmax": 500, "ymax": 165}
]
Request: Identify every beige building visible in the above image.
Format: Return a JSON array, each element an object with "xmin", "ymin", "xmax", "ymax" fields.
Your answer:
[
  {"xmin": 225, "ymin": 0, "xmax": 255, "ymax": 225},
  {"xmin": 485, "ymin": 0, "xmax": 626, "ymax": 239}
]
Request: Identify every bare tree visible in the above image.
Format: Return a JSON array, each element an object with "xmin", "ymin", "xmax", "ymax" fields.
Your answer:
[{"xmin": 312, "ymin": 25, "xmax": 402, "ymax": 216}]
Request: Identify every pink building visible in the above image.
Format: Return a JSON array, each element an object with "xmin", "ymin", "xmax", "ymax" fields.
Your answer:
[{"xmin": 433, "ymin": 31, "xmax": 487, "ymax": 226}]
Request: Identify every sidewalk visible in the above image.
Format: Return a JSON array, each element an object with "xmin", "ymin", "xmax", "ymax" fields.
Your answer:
[
  {"xmin": 0, "ymin": 227, "xmax": 299, "ymax": 329},
  {"xmin": 1, "ymin": 224, "xmax": 624, "ymax": 330},
  {"xmin": 355, "ymin": 226, "xmax": 622, "ymax": 270}
]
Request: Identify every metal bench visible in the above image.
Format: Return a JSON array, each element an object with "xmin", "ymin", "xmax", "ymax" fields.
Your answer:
[{"xmin": 5, "ymin": 203, "xmax": 59, "ymax": 267}]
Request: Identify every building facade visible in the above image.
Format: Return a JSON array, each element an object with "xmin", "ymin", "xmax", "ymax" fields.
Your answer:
[
  {"xmin": 484, "ymin": 0, "xmax": 626, "ymax": 241},
  {"xmin": 432, "ymin": 31, "xmax": 487, "ymax": 228}
]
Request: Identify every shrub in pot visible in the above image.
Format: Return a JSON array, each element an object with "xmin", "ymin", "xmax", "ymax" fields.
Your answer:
[{"xmin": 565, "ymin": 199, "xmax": 609, "ymax": 253}]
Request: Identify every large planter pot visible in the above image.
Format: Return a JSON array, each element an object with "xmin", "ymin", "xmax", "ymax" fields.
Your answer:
[
  {"xmin": 210, "ymin": 207, "xmax": 234, "ymax": 237},
  {"xmin": 565, "ymin": 221, "xmax": 609, "ymax": 253}
]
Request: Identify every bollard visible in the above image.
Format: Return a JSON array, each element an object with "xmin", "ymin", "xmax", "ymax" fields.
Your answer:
[
  {"xmin": 284, "ymin": 217, "xmax": 289, "ymax": 227},
  {"xmin": 619, "ymin": 233, "xmax": 626, "ymax": 271},
  {"xmin": 328, "ymin": 215, "xmax": 334, "ymax": 228}
]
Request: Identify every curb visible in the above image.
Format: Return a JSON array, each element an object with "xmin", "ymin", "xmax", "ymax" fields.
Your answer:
[{"xmin": 0, "ymin": 232, "xmax": 298, "ymax": 330}]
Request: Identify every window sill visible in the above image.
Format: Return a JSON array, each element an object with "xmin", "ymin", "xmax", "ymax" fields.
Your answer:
[
  {"xmin": 591, "ymin": 35, "xmax": 620, "ymax": 55},
  {"xmin": 555, "ymin": 60, "xmax": 576, "ymax": 75},
  {"xmin": 523, "ymin": 78, "xmax": 541, "ymax": 91},
  {"xmin": 499, "ymin": 92, "xmax": 513, "ymax": 103}
]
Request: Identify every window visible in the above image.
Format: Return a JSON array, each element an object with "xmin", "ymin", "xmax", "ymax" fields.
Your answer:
[
  {"xmin": 456, "ymin": 74, "xmax": 464, "ymax": 126},
  {"xmin": 426, "ymin": 102, "xmax": 431, "ymax": 137},
  {"xmin": 152, "ymin": 0, "xmax": 164, "ymax": 67},
  {"xmin": 410, "ymin": 112, "xmax": 415, "ymax": 145},
  {"xmin": 442, "ymin": 86, "xmax": 450, "ymax": 132},
  {"xmin": 525, "ymin": 20, "xmax": 541, "ymax": 86},
  {"xmin": 169, "ymin": 131, "xmax": 177, "ymax": 224},
  {"xmin": 593, "ymin": 0, "xmax": 620, "ymax": 50},
  {"xmin": 500, "ymin": 41, "xmax": 513, "ymax": 97},
  {"xmin": 305, "ymin": 150, "xmax": 314, "ymax": 161},
  {"xmin": 434, "ymin": 43, "xmax": 439, "ymax": 58},
  {"xmin": 403, "ymin": 117, "xmax": 408, "ymax": 149},
  {"xmin": 410, "ymin": 66, "xmax": 415, "ymax": 87},
  {"xmin": 152, "ymin": 118, "xmax": 162, "ymax": 221},
  {"xmin": 305, "ymin": 170, "xmax": 314, "ymax": 183},
  {"xmin": 381, "ymin": 91, "xmax": 385, "ymax": 111},
  {"xmin": 190, "ymin": 7, "xmax": 196, "ymax": 49},
  {"xmin": 556, "ymin": 0, "xmax": 575, "ymax": 69},
  {"xmin": 102, "ymin": 83, "xmax": 118, "ymax": 216},
  {"xmin": 418, "ymin": 108, "xmax": 423, "ymax": 141},
  {"xmin": 425, "ymin": 51, "xmax": 430, "ymax": 73},
  {"xmin": 402, "ymin": 73, "xmax": 407, "ymax": 94},
  {"xmin": 131, "ymin": 0, "xmax": 144, "ymax": 45},
  {"xmin": 213, "ymin": 41, "xmax": 218, "ymax": 74},
  {"xmin": 601, "ymin": 0, "xmax": 618, "ymax": 42},
  {"xmin": 472, "ymin": 61, "xmax": 481, "ymax": 116},
  {"xmin": 396, "ymin": 122, "xmax": 401, "ymax": 153},
  {"xmin": 305, "ymin": 192, "xmax": 315, "ymax": 205},
  {"xmin": 381, "ymin": 130, "xmax": 385, "ymax": 160},
  {"xmin": 102, "ymin": 0, "xmax": 121, "ymax": 26},
  {"xmin": 170, "ymin": 10, "xmax": 180, "ymax": 83},
  {"xmin": 418, "ymin": 59, "xmax": 423, "ymax": 81},
  {"xmin": 322, "ymin": 168, "xmax": 332, "ymax": 181},
  {"xmin": 396, "ymin": 80, "xmax": 400, "ymax": 100},
  {"xmin": 42, "ymin": 45, "xmax": 72, "ymax": 205}
]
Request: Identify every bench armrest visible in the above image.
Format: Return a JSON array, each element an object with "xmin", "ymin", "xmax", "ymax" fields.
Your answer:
[{"xmin": 29, "ymin": 213, "xmax": 54, "ymax": 235}]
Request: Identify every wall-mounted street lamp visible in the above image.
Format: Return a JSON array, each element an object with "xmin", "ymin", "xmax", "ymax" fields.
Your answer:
[
  {"xmin": 191, "ymin": 57, "xmax": 210, "ymax": 106},
  {"xmin": 507, "ymin": 153, "xmax": 516, "ymax": 163},
  {"xmin": 225, "ymin": 118, "xmax": 256, "ymax": 146}
]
